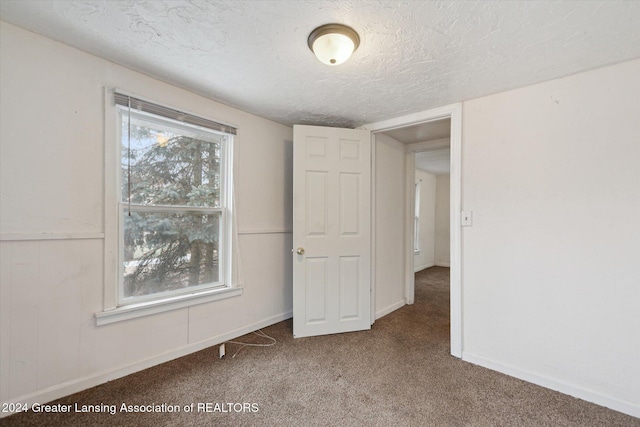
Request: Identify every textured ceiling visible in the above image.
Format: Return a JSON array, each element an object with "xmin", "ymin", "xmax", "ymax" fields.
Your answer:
[
  {"xmin": 2, "ymin": 1, "xmax": 640, "ymax": 128},
  {"xmin": 416, "ymin": 149, "xmax": 451, "ymax": 176}
]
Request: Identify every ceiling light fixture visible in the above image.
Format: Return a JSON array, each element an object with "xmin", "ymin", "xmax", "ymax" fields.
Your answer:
[{"xmin": 307, "ymin": 23, "xmax": 360, "ymax": 66}]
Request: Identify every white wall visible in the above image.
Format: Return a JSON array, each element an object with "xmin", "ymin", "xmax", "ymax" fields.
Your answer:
[
  {"xmin": 414, "ymin": 169, "xmax": 436, "ymax": 271},
  {"xmin": 3, "ymin": 18, "xmax": 639, "ymax": 418},
  {"xmin": 414, "ymin": 170, "xmax": 449, "ymax": 271},
  {"xmin": 374, "ymin": 133, "xmax": 406, "ymax": 318},
  {"xmin": 434, "ymin": 174, "xmax": 450, "ymax": 266},
  {"xmin": 461, "ymin": 58, "xmax": 640, "ymax": 415},
  {"xmin": 0, "ymin": 21, "xmax": 293, "ymax": 408}
]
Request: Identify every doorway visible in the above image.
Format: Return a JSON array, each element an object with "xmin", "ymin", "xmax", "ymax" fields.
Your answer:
[
  {"xmin": 363, "ymin": 103, "xmax": 462, "ymax": 358},
  {"xmin": 413, "ymin": 145, "xmax": 451, "ymax": 272}
]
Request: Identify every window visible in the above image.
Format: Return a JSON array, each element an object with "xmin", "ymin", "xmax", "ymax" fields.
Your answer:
[{"xmin": 98, "ymin": 92, "xmax": 238, "ymax": 323}]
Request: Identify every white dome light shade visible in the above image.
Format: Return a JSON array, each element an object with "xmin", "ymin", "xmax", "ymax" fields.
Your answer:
[
  {"xmin": 312, "ymin": 33, "xmax": 355, "ymax": 66},
  {"xmin": 308, "ymin": 24, "xmax": 360, "ymax": 66}
]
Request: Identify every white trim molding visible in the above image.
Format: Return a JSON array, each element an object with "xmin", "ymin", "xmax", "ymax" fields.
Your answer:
[
  {"xmin": 361, "ymin": 104, "xmax": 461, "ymax": 133},
  {"xmin": 363, "ymin": 103, "xmax": 463, "ymax": 359},
  {"xmin": 0, "ymin": 232, "xmax": 105, "ymax": 241},
  {"xmin": 405, "ymin": 148, "xmax": 416, "ymax": 304},
  {"xmin": 0, "ymin": 310, "xmax": 291, "ymax": 419},
  {"xmin": 96, "ymin": 286, "xmax": 243, "ymax": 325},
  {"xmin": 375, "ymin": 299, "xmax": 406, "ymax": 320},
  {"xmin": 463, "ymin": 352, "xmax": 640, "ymax": 419},
  {"xmin": 415, "ymin": 263, "xmax": 435, "ymax": 273},
  {"xmin": 369, "ymin": 132, "xmax": 377, "ymax": 326},
  {"xmin": 237, "ymin": 229, "xmax": 292, "ymax": 235}
]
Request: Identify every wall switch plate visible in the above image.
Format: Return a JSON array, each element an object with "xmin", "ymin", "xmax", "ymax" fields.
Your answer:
[{"xmin": 461, "ymin": 211, "xmax": 473, "ymax": 227}]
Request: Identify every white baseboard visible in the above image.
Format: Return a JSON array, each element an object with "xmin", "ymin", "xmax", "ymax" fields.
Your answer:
[
  {"xmin": 414, "ymin": 262, "xmax": 434, "ymax": 273},
  {"xmin": 375, "ymin": 299, "xmax": 406, "ymax": 320},
  {"xmin": 0, "ymin": 311, "xmax": 293, "ymax": 418},
  {"xmin": 462, "ymin": 352, "xmax": 640, "ymax": 419},
  {"xmin": 435, "ymin": 262, "xmax": 450, "ymax": 267}
]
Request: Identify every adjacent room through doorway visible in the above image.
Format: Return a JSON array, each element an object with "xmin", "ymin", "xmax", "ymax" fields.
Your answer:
[
  {"xmin": 414, "ymin": 142, "xmax": 451, "ymax": 342},
  {"xmin": 372, "ymin": 115, "xmax": 455, "ymax": 351}
]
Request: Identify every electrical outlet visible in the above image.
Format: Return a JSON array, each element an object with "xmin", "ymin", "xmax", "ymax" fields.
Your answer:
[{"xmin": 219, "ymin": 343, "xmax": 225, "ymax": 359}]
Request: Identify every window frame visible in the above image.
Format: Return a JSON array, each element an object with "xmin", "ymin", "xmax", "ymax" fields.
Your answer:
[{"xmin": 97, "ymin": 89, "xmax": 241, "ymax": 326}]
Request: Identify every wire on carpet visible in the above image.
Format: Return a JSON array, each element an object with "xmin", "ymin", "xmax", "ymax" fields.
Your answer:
[{"xmin": 224, "ymin": 329, "xmax": 276, "ymax": 358}]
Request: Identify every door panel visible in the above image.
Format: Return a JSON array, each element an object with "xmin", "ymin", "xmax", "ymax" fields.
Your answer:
[
  {"xmin": 293, "ymin": 125, "xmax": 371, "ymax": 338},
  {"xmin": 339, "ymin": 256, "xmax": 360, "ymax": 319},
  {"xmin": 305, "ymin": 257, "xmax": 328, "ymax": 323},
  {"xmin": 339, "ymin": 173, "xmax": 360, "ymax": 235},
  {"xmin": 305, "ymin": 171, "xmax": 328, "ymax": 236}
]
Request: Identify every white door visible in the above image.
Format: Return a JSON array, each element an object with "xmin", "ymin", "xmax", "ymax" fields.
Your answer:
[{"xmin": 293, "ymin": 125, "xmax": 371, "ymax": 338}]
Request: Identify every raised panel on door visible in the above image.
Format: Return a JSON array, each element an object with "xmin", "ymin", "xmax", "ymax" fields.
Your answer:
[
  {"xmin": 305, "ymin": 257, "xmax": 328, "ymax": 323},
  {"xmin": 339, "ymin": 256, "xmax": 360, "ymax": 320},
  {"xmin": 306, "ymin": 171, "xmax": 328, "ymax": 237},
  {"xmin": 339, "ymin": 173, "xmax": 360, "ymax": 236}
]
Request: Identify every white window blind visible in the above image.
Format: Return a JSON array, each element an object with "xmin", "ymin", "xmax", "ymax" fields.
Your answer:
[{"xmin": 114, "ymin": 92, "xmax": 237, "ymax": 135}]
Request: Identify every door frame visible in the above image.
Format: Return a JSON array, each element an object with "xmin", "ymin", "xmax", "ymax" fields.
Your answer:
[{"xmin": 361, "ymin": 103, "xmax": 462, "ymax": 358}]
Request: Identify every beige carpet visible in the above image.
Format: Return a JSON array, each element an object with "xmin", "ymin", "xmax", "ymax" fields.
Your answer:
[{"xmin": 2, "ymin": 267, "xmax": 638, "ymax": 426}]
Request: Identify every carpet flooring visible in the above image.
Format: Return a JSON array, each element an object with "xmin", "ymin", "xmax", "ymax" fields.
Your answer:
[{"xmin": 2, "ymin": 267, "xmax": 638, "ymax": 426}]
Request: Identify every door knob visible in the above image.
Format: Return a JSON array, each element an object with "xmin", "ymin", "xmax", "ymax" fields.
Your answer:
[{"xmin": 296, "ymin": 247, "xmax": 305, "ymax": 255}]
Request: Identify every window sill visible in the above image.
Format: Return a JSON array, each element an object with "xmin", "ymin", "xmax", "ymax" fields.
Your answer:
[{"xmin": 95, "ymin": 286, "xmax": 243, "ymax": 326}]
